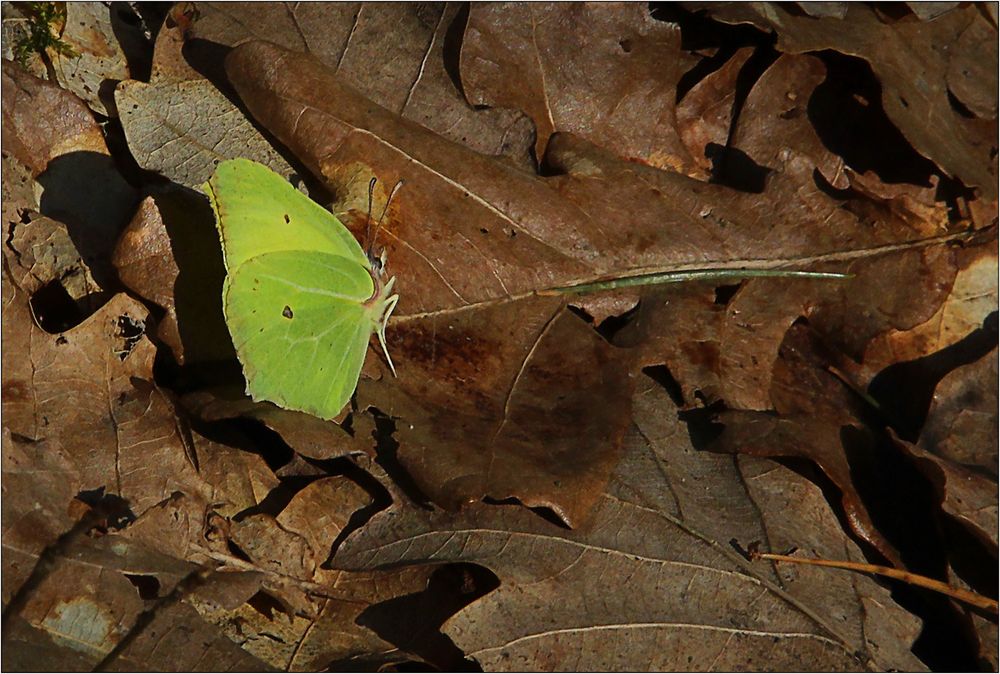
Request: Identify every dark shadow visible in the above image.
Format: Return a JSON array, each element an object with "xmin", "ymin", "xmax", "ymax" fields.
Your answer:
[
  {"xmin": 351, "ymin": 563, "xmax": 497, "ymax": 671},
  {"xmin": 36, "ymin": 151, "xmax": 139, "ymax": 291},
  {"xmin": 677, "ymin": 401, "xmax": 726, "ymax": 448},
  {"xmin": 649, "ymin": 4, "xmax": 774, "ymax": 53},
  {"xmin": 652, "ymin": 5, "xmax": 784, "ymax": 173},
  {"xmin": 123, "ymin": 574, "xmax": 161, "ymax": 600},
  {"xmin": 321, "ymin": 456, "xmax": 395, "ymax": 561},
  {"xmin": 705, "ymin": 143, "xmax": 772, "ymax": 193},
  {"xmin": 482, "ymin": 496, "xmax": 571, "ymax": 530},
  {"xmin": 808, "ymin": 50, "xmax": 938, "ymax": 186},
  {"xmin": 441, "ymin": 3, "xmax": 469, "ymax": 99},
  {"xmin": 713, "ymin": 282, "xmax": 742, "ymax": 306},
  {"xmin": 142, "ymin": 184, "xmax": 241, "ymax": 385},
  {"xmin": 642, "ymin": 365, "xmax": 685, "ymax": 407},
  {"xmin": 109, "ymin": 2, "xmax": 156, "ymax": 83},
  {"xmin": 940, "ymin": 509, "xmax": 999, "ymax": 601},
  {"xmin": 595, "ymin": 301, "xmax": 642, "ymax": 343},
  {"xmin": 233, "ymin": 474, "xmax": 319, "ymax": 522},
  {"xmin": 868, "ymin": 312, "xmax": 998, "ymax": 442},
  {"xmin": 369, "ymin": 407, "xmax": 435, "ymax": 508},
  {"xmin": 188, "ymin": 415, "xmax": 294, "ymax": 473},
  {"xmin": 27, "ymin": 280, "xmax": 94, "ymax": 333}
]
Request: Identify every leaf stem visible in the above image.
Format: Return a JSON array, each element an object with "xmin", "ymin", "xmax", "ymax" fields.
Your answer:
[{"xmin": 753, "ymin": 550, "xmax": 998, "ymax": 613}]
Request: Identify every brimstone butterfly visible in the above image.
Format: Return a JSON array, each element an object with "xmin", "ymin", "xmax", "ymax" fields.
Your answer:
[{"xmin": 205, "ymin": 159, "xmax": 399, "ymax": 420}]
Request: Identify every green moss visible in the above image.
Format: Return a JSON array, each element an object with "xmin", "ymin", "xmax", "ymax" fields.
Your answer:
[{"xmin": 12, "ymin": 2, "xmax": 78, "ymax": 66}]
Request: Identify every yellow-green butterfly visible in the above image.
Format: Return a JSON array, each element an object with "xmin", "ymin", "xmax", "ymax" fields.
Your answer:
[{"xmin": 205, "ymin": 159, "xmax": 398, "ymax": 420}]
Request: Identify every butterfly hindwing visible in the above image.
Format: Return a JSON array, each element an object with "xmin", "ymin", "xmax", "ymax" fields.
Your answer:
[{"xmin": 223, "ymin": 250, "xmax": 378, "ymax": 419}]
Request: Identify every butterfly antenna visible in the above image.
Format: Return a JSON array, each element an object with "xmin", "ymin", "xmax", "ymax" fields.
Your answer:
[
  {"xmin": 364, "ymin": 176, "xmax": 377, "ymax": 251},
  {"xmin": 368, "ymin": 179, "xmax": 404, "ymax": 259}
]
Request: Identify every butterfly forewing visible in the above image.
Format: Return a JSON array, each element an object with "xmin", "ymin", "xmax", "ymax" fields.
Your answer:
[{"xmin": 208, "ymin": 159, "xmax": 370, "ymax": 272}]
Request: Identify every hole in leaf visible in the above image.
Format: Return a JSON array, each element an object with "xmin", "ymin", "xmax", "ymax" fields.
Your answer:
[
  {"xmin": 116, "ymin": 314, "xmax": 146, "ymax": 360},
  {"xmin": 705, "ymin": 144, "xmax": 772, "ymax": 193},
  {"xmin": 642, "ymin": 365, "xmax": 685, "ymax": 407},
  {"xmin": 713, "ymin": 283, "xmax": 742, "ymax": 305},
  {"xmin": 30, "ymin": 281, "xmax": 84, "ymax": 333},
  {"xmin": 124, "ymin": 574, "xmax": 161, "ymax": 600},
  {"xmin": 595, "ymin": 302, "xmax": 642, "ymax": 342}
]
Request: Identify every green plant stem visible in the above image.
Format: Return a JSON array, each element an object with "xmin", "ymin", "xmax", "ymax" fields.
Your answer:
[{"xmin": 539, "ymin": 269, "xmax": 850, "ymax": 296}]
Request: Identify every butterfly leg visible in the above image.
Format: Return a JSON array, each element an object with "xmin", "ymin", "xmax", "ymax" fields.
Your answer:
[{"xmin": 377, "ymin": 289, "xmax": 400, "ymax": 377}]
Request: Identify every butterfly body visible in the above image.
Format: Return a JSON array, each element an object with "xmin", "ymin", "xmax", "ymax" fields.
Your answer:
[{"xmin": 206, "ymin": 159, "xmax": 398, "ymax": 420}]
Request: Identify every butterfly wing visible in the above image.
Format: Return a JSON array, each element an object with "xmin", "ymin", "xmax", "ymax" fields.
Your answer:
[
  {"xmin": 206, "ymin": 159, "xmax": 385, "ymax": 420},
  {"xmin": 223, "ymin": 250, "xmax": 379, "ymax": 419},
  {"xmin": 207, "ymin": 158, "xmax": 370, "ymax": 272}
]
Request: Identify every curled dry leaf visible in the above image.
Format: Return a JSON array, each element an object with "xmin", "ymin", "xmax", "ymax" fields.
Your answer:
[
  {"xmin": 186, "ymin": 2, "xmax": 536, "ymax": 167},
  {"xmin": 676, "ymin": 46, "xmax": 754, "ymax": 175},
  {"xmin": 461, "ymin": 3, "xmax": 701, "ymax": 175},
  {"xmin": 918, "ymin": 347, "xmax": 999, "ymax": 476},
  {"xmin": 898, "ymin": 435, "xmax": 998, "ymax": 552},
  {"xmin": 113, "ymin": 196, "xmax": 185, "ymax": 358},
  {"xmin": 859, "ymin": 246, "xmax": 998, "ymax": 379},
  {"xmin": 1, "ymin": 59, "xmax": 107, "ymax": 174},
  {"xmin": 728, "ymin": 53, "xmax": 848, "ymax": 190},
  {"xmin": 182, "ymin": 391, "xmax": 372, "ymax": 461},
  {"xmin": 710, "ymin": 323, "xmax": 904, "ymax": 564},
  {"xmin": 689, "ymin": 2, "xmax": 999, "ymax": 199},
  {"xmin": 2, "ymin": 60, "xmax": 137, "ymax": 289},
  {"xmin": 112, "ymin": 189, "xmax": 235, "ymax": 365}
]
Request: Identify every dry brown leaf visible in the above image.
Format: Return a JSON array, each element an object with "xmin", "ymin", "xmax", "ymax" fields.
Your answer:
[
  {"xmin": 711, "ymin": 323, "xmax": 904, "ymax": 563},
  {"xmin": 461, "ymin": 3, "xmax": 701, "ymax": 174},
  {"xmin": 186, "ymin": 2, "xmax": 535, "ymax": 168},
  {"xmin": 918, "ymin": 347, "xmax": 998, "ymax": 476},
  {"xmin": 898, "ymin": 436, "xmax": 998, "ymax": 552},
  {"xmin": 676, "ymin": 46, "xmax": 754, "ymax": 175},
  {"xmin": 1, "ymin": 59, "xmax": 107, "ymax": 174},
  {"xmin": 2, "ymin": 60, "xmax": 137, "ymax": 288},
  {"xmin": 184, "ymin": 474, "xmax": 482, "ymax": 670},
  {"xmin": 183, "ymin": 391, "xmax": 372, "ymax": 462},
  {"xmin": 729, "ymin": 53, "xmax": 848, "ymax": 189},
  {"xmin": 688, "ymin": 2, "xmax": 998, "ymax": 198},
  {"xmin": 50, "ymin": 3, "xmax": 131, "ymax": 116},
  {"xmin": 111, "ymin": 189, "xmax": 236, "ymax": 365},
  {"xmin": 4, "ymin": 533, "xmax": 269, "ymax": 670},
  {"xmin": 115, "ymin": 78, "xmax": 294, "ymax": 188},
  {"xmin": 860, "ymin": 246, "xmax": 998, "ymax": 378},
  {"xmin": 334, "ymin": 384, "xmax": 925, "ymax": 671}
]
